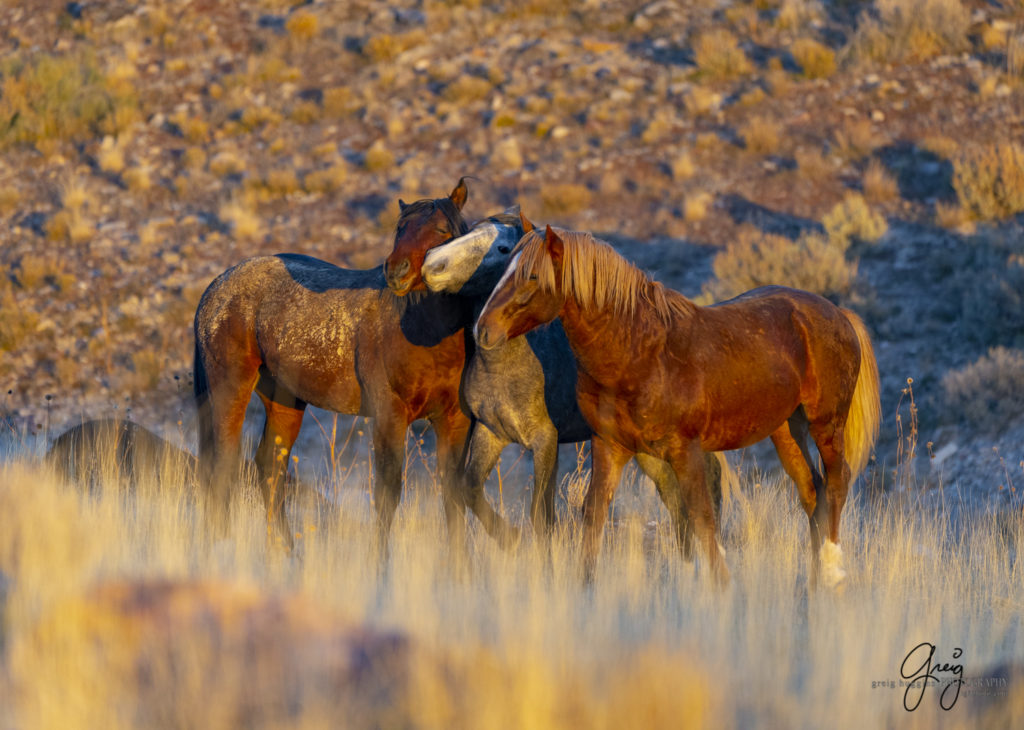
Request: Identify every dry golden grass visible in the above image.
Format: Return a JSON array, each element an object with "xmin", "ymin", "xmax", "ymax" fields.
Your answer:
[
  {"xmin": 943, "ymin": 347, "xmax": 1024, "ymax": 431},
  {"xmin": 846, "ymin": 0, "xmax": 970, "ymax": 65},
  {"xmin": 739, "ymin": 115, "xmax": 783, "ymax": 156},
  {"xmin": 862, "ymin": 158, "xmax": 901, "ymax": 203},
  {"xmin": 953, "ymin": 142, "xmax": 1024, "ymax": 221},
  {"xmin": 0, "ymin": 51, "xmax": 139, "ymax": 152},
  {"xmin": 364, "ymin": 139, "xmax": 395, "ymax": 172},
  {"xmin": 791, "ymin": 38, "xmax": 836, "ymax": 79},
  {"xmin": 795, "ymin": 146, "xmax": 834, "ymax": 181},
  {"xmin": 834, "ymin": 117, "xmax": 885, "ymax": 161},
  {"xmin": 539, "ymin": 182, "xmax": 593, "ymax": 218},
  {"xmin": 0, "ymin": 425, "xmax": 1019, "ymax": 728},
  {"xmin": 823, "ymin": 193, "xmax": 888, "ymax": 248},
  {"xmin": 693, "ymin": 30, "xmax": 752, "ymax": 81},
  {"xmin": 704, "ymin": 226, "xmax": 857, "ymax": 300}
]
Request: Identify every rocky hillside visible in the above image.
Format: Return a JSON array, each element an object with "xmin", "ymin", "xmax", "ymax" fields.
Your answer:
[{"xmin": 2, "ymin": 0, "xmax": 1024, "ymax": 505}]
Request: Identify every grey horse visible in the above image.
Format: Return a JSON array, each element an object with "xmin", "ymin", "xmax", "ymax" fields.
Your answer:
[{"xmin": 421, "ymin": 212, "xmax": 726, "ymax": 556}]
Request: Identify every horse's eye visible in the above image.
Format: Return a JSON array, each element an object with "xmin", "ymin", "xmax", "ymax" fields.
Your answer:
[
  {"xmin": 436, "ymin": 225, "xmax": 450, "ymax": 235},
  {"xmin": 497, "ymin": 244, "xmax": 511, "ymax": 254},
  {"xmin": 528, "ymin": 273, "xmax": 538, "ymax": 282}
]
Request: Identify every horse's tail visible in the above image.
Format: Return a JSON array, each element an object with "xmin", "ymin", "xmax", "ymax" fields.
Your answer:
[
  {"xmin": 841, "ymin": 309, "xmax": 881, "ymax": 482},
  {"xmin": 193, "ymin": 334, "xmax": 213, "ymax": 484}
]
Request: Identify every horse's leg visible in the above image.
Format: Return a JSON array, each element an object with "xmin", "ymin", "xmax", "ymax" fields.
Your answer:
[
  {"xmin": 636, "ymin": 454, "xmax": 694, "ymax": 561},
  {"xmin": 430, "ymin": 410, "xmax": 472, "ymax": 559},
  {"xmin": 206, "ymin": 367, "xmax": 260, "ymax": 536},
  {"xmin": 581, "ymin": 436, "xmax": 631, "ymax": 583},
  {"xmin": 253, "ymin": 385, "xmax": 306, "ymax": 552},
  {"xmin": 808, "ymin": 415, "xmax": 851, "ymax": 589},
  {"xmin": 460, "ymin": 420, "xmax": 518, "ymax": 547},
  {"xmin": 664, "ymin": 441, "xmax": 730, "ymax": 587},
  {"xmin": 769, "ymin": 413, "xmax": 828, "ymax": 587},
  {"xmin": 527, "ymin": 423, "xmax": 559, "ymax": 540},
  {"xmin": 370, "ymin": 408, "xmax": 408, "ymax": 562}
]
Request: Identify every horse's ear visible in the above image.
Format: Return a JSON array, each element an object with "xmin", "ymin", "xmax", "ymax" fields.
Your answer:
[
  {"xmin": 449, "ymin": 178, "xmax": 468, "ymax": 210},
  {"xmin": 544, "ymin": 225, "xmax": 564, "ymax": 265},
  {"xmin": 504, "ymin": 203, "xmax": 521, "ymax": 217},
  {"xmin": 399, "ymin": 199, "xmax": 408, "ymax": 212},
  {"xmin": 520, "ymin": 210, "xmax": 535, "ymax": 233}
]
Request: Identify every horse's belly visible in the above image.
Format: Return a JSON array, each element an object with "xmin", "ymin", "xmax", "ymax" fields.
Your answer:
[{"xmin": 263, "ymin": 338, "xmax": 362, "ymax": 415}]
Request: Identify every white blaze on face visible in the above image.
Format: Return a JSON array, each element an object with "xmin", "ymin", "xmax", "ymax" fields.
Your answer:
[
  {"xmin": 475, "ymin": 250, "xmax": 522, "ymax": 344},
  {"xmin": 422, "ymin": 223, "xmax": 499, "ymax": 292}
]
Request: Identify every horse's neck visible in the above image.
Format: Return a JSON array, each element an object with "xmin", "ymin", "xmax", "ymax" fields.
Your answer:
[{"xmin": 397, "ymin": 292, "xmax": 474, "ymax": 345}]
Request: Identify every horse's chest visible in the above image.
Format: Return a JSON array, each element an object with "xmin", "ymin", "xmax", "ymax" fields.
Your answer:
[{"xmin": 464, "ymin": 352, "xmax": 547, "ymax": 442}]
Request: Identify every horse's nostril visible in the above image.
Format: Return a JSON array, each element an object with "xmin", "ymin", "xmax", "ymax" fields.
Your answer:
[{"xmin": 393, "ymin": 259, "xmax": 411, "ymax": 277}]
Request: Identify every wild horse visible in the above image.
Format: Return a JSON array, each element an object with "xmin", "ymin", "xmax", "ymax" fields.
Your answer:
[
  {"xmin": 193, "ymin": 180, "xmax": 511, "ymax": 551},
  {"xmin": 420, "ymin": 214, "xmax": 726, "ymax": 555},
  {"xmin": 475, "ymin": 222, "xmax": 881, "ymax": 587}
]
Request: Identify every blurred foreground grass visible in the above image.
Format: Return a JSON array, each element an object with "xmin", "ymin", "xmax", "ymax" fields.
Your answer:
[{"xmin": 0, "ymin": 431, "xmax": 1020, "ymax": 728}]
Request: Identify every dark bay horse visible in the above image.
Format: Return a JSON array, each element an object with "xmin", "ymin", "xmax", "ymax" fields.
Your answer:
[
  {"xmin": 193, "ymin": 180, "xmax": 511, "ymax": 551},
  {"xmin": 475, "ymin": 223, "xmax": 881, "ymax": 587},
  {"xmin": 420, "ymin": 214, "xmax": 726, "ymax": 555}
]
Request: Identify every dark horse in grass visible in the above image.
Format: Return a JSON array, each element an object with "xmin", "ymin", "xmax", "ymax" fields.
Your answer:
[
  {"xmin": 193, "ymin": 180, "xmax": 511, "ymax": 552},
  {"xmin": 419, "ymin": 213, "xmax": 726, "ymax": 554},
  {"xmin": 476, "ymin": 223, "xmax": 881, "ymax": 587}
]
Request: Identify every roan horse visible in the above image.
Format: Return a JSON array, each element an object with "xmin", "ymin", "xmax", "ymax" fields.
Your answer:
[
  {"xmin": 420, "ymin": 214, "xmax": 726, "ymax": 555},
  {"xmin": 475, "ymin": 223, "xmax": 881, "ymax": 587},
  {"xmin": 193, "ymin": 180, "xmax": 511, "ymax": 551}
]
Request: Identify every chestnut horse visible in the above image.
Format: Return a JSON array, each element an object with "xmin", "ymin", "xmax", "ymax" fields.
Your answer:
[
  {"xmin": 193, "ymin": 180, "xmax": 511, "ymax": 552},
  {"xmin": 421, "ymin": 214, "xmax": 726, "ymax": 554},
  {"xmin": 475, "ymin": 222, "xmax": 881, "ymax": 587}
]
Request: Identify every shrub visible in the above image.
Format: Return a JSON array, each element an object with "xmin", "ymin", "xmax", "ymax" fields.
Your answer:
[
  {"xmin": 442, "ymin": 76, "xmax": 492, "ymax": 104},
  {"xmin": 739, "ymin": 116, "xmax": 783, "ymax": 156},
  {"xmin": 539, "ymin": 183, "xmax": 592, "ymax": 218},
  {"xmin": 303, "ymin": 163, "xmax": 347, "ymax": 194},
  {"xmin": 846, "ymin": 0, "xmax": 970, "ymax": 65},
  {"xmin": 952, "ymin": 142, "xmax": 1024, "ymax": 221},
  {"xmin": 791, "ymin": 38, "xmax": 836, "ymax": 79},
  {"xmin": 795, "ymin": 146, "xmax": 833, "ymax": 181},
  {"xmin": 363, "ymin": 140, "xmax": 394, "ymax": 172},
  {"xmin": 0, "ymin": 51, "xmax": 138, "ymax": 151},
  {"xmin": 693, "ymin": 30, "xmax": 752, "ymax": 81},
  {"xmin": 823, "ymin": 193, "xmax": 888, "ymax": 249},
  {"xmin": 862, "ymin": 159, "xmax": 900, "ymax": 202},
  {"xmin": 704, "ymin": 226, "xmax": 856, "ymax": 301},
  {"xmin": 776, "ymin": 0, "xmax": 824, "ymax": 31},
  {"xmin": 683, "ymin": 192, "xmax": 714, "ymax": 222},
  {"xmin": 285, "ymin": 10, "xmax": 319, "ymax": 41},
  {"xmin": 943, "ymin": 347, "xmax": 1024, "ymax": 431},
  {"xmin": 833, "ymin": 118, "xmax": 884, "ymax": 161},
  {"xmin": 219, "ymin": 195, "xmax": 263, "ymax": 240}
]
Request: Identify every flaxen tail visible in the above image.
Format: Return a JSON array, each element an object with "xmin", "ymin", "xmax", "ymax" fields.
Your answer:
[{"xmin": 841, "ymin": 309, "xmax": 881, "ymax": 481}]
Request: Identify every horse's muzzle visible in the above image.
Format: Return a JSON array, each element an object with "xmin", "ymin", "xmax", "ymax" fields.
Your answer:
[
  {"xmin": 474, "ymin": 322, "xmax": 505, "ymax": 350},
  {"xmin": 386, "ymin": 259, "xmax": 413, "ymax": 294}
]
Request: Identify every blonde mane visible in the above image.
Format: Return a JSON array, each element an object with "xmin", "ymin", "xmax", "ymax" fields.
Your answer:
[{"xmin": 513, "ymin": 228, "xmax": 697, "ymax": 322}]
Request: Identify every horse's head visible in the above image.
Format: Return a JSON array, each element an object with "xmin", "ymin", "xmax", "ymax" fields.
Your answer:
[
  {"xmin": 385, "ymin": 178, "xmax": 469, "ymax": 295},
  {"xmin": 421, "ymin": 205, "xmax": 523, "ymax": 297},
  {"xmin": 474, "ymin": 219, "xmax": 565, "ymax": 350}
]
